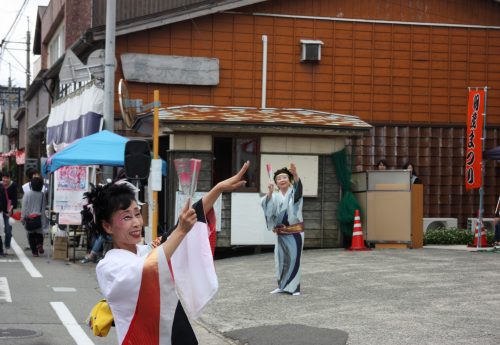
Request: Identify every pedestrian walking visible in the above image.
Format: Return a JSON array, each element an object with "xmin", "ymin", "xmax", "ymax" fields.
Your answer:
[
  {"xmin": 0, "ymin": 180, "xmax": 8, "ymax": 257},
  {"xmin": 22, "ymin": 168, "xmax": 47, "ymax": 193},
  {"xmin": 261, "ymin": 163, "xmax": 304, "ymax": 296},
  {"xmin": 2, "ymin": 172, "xmax": 17, "ymax": 254},
  {"xmin": 21, "ymin": 177, "xmax": 47, "ymax": 257}
]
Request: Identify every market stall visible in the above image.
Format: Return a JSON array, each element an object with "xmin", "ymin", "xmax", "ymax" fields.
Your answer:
[{"xmin": 43, "ymin": 130, "xmax": 130, "ymax": 261}]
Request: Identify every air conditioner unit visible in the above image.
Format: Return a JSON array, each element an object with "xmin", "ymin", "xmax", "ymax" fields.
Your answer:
[
  {"xmin": 300, "ymin": 39, "xmax": 323, "ymax": 62},
  {"xmin": 423, "ymin": 218, "xmax": 458, "ymax": 232},
  {"xmin": 467, "ymin": 218, "xmax": 496, "ymax": 233}
]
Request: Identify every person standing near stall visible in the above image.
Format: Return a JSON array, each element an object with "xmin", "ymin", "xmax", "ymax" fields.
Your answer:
[
  {"xmin": 0, "ymin": 177, "xmax": 8, "ymax": 257},
  {"xmin": 375, "ymin": 159, "xmax": 389, "ymax": 170},
  {"xmin": 402, "ymin": 161, "xmax": 422, "ymax": 184},
  {"xmin": 261, "ymin": 163, "xmax": 304, "ymax": 296}
]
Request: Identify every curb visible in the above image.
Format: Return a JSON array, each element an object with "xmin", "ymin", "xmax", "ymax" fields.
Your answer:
[{"xmin": 192, "ymin": 319, "xmax": 239, "ymax": 345}]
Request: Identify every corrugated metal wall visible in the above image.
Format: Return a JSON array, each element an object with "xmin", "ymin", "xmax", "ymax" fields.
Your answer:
[{"xmin": 93, "ymin": 0, "xmax": 222, "ymax": 27}]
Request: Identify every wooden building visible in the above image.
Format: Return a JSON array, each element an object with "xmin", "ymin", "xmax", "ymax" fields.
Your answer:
[
  {"xmin": 89, "ymin": 0, "xmax": 500, "ymax": 242},
  {"xmin": 132, "ymin": 105, "xmax": 370, "ymax": 247},
  {"xmin": 25, "ymin": 1, "xmax": 94, "ymax": 174}
]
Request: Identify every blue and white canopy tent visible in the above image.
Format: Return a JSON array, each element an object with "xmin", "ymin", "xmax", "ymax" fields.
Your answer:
[
  {"xmin": 43, "ymin": 129, "xmax": 167, "ymax": 175},
  {"xmin": 43, "ymin": 130, "xmax": 167, "ymax": 260},
  {"xmin": 43, "ymin": 130, "xmax": 131, "ymax": 234},
  {"xmin": 44, "ymin": 130, "xmax": 128, "ymax": 174}
]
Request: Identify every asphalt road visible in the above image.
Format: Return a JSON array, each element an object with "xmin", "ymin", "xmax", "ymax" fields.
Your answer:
[
  {"xmin": 2, "ymin": 222, "xmax": 500, "ymax": 345},
  {"xmin": 203, "ymin": 246, "xmax": 500, "ymax": 345},
  {"xmin": 0, "ymin": 224, "xmax": 226, "ymax": 345}
]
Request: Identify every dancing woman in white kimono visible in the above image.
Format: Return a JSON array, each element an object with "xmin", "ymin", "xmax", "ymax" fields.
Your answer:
[
  {"xmin": 261, "ymin": 163, "xmax": 304, "ymax": 296},
  {"xmin": 83, "ymin": 162, "xmax": 249, "ymax": 345}
]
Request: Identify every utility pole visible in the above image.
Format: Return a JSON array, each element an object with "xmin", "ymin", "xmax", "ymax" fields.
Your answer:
[
  {"xmin": 103, "ymin": 0, "xmax": 116, "ymax": 133},
  {"xmin": 24, "ymin": 18, "xmax": 31, "ymax": 162},
  {"xmin": 26, "ymin": 20, "xmax": 30, "ymax": 89},
  {"xmin": 7, "ymin": 64, "xmax": 12, "ymax": 132},
  {"xmin": 103, "ymin": 0, "xmax": 116, "ymax": 181}
]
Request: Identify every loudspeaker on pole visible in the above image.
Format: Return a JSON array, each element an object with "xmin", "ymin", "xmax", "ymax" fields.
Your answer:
[{"xmin": 124, "ymin": 140, "xmax": 151, "ymax": 180}]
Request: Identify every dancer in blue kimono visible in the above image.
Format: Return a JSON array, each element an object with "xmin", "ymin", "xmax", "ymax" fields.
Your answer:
[{"xmin": 261, "ymin": 163, "xmax": 304, "ymax": 296}]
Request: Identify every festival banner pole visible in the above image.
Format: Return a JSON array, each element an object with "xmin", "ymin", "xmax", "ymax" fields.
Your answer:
[
  {"xmin": 477, "ymin": 86, "xmax": 488, "ymax": 249},
  {"xmin": 465, "ymin": 86, "xmax": 487, "ymax": 248}
]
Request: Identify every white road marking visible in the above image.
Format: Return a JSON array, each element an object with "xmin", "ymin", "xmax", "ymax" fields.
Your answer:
[
  {"xmin": 10, "ymin": 238, "xmax": 42, "ymax": 278},
  {"xmin": 0, "ymin": 259, "xmax": 20, "ymax": 263},
  {"xmin": 53, "ymin": 287, "xmax": 77, "ymax": 292},
  {"xmin": 50, "ymin": 302, "xmax": 95, "ymax": 345},
  {"xmin": 0, "ymin": 277, "xmax": 12, "ymax": 302}
]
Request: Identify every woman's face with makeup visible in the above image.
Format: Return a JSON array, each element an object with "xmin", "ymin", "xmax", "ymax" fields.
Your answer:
[
  {"xmin": 275, "ymin": 173, "xmax": 291, "ymax": 190},
  {"xmin": 103, "ymin": 200, "xmax": 143, "ymax": 251}
]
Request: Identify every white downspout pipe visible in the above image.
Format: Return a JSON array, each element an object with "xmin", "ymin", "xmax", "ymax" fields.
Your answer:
[{"xmin": 261, "ymin": 35, "xmax": 268, "ymax": 109}]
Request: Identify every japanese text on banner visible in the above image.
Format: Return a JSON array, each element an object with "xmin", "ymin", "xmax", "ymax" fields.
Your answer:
[{"xmin": 465, "ymin": 89, "xmax": 485, "ymax": 190}]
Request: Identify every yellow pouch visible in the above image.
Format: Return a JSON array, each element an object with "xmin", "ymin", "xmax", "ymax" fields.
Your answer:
[{"xmin": 87, "ymin": 299, "xmax": 114, "ymax": 337}]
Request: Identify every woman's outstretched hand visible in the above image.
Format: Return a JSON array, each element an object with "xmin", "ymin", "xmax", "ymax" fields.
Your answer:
[
  {"xmin": 267, "ymin": 182, "xmax": 274, "ymax": 199},
  {"xmin": 289, "ymin": 163, "xmax": 299, "ymax": 182},
  {"xmin": 202, "ymin": 161, "xmax": 250, "ymax": 213},
  {"xmin": 217, "ymin": 160, "xmax": 250, "ymax": 192},
  {"xmin": 177, "ymin": 198, "xmax": 197, "ymax": 235}
]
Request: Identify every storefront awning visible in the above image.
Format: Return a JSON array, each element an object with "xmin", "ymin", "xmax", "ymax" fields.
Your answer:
[{"xmin": 46, "ymin": 83, "xmax": 104, "ymax": 155}]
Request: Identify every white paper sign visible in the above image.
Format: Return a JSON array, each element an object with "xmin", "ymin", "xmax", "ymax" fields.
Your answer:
[
  {"xmin": 54, "ymin": 166, "xmax": 89, "ymax": 225},
  {"xmin": 150, "ymin": 159, "xmax": 162, "ymax": 191},
  {"xmin": 230, "ymin": 193, "xmax": 275, "ymax": 245},
  {"xmin": 260, "ymin": 154, "xmax": 318, "ymax": 197}
]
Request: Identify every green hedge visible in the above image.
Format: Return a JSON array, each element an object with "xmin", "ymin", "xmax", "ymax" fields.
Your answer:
[{"xmin": 424, "ymin": 227, "xmax": 494, "ymax": 246}]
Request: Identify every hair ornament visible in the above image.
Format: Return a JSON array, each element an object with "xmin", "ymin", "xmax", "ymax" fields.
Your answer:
[{"xmin": 113, "ymin": 179, "xmax": 144, "ymax": 205}]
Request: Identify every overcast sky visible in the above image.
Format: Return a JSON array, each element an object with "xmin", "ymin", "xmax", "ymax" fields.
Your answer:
[{"xmin": 0, "ymin": 0, "xmax": 49, "ymax": 88}]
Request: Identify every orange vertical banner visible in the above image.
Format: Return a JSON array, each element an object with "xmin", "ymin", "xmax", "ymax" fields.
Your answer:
[{"xmin": 465, "ymin": 89, "xmax": 485, "ymax": 190}]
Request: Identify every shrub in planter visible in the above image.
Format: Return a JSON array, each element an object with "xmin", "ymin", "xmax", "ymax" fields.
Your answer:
[{"xmin": 424, "ymin": 227, "xmax": 494, "ymax": 246}]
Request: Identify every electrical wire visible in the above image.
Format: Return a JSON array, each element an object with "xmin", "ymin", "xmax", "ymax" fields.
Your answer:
[
  {"xmin": 4, "ymin": 47, "xmax": 27, "ymax": 72},
  {"xmin": 1, "ymin": 0, "xmax": 30, "ymax": 50},
  {"xmin": 0, "ymin": 0, "xmax": 31, "ymax": 81},
  {"xmin": 0, "ymin": 55, "xmax": 25, "ymax": 75}
]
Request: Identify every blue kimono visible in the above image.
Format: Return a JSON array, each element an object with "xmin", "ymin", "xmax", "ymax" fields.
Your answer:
[{"xmin": 261, "ymin": 180, "xmax": 304, "ymax": 294}]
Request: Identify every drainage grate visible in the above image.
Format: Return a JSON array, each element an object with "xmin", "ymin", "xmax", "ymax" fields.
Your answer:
[{"xmin": 0, "ymin": 328, "xmax": 42, "ymax": 339}]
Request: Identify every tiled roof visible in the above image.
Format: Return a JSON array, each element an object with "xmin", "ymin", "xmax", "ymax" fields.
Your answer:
[{"xmin": 153, "ymin": 105, "xmax": 371, "ymax": 130}]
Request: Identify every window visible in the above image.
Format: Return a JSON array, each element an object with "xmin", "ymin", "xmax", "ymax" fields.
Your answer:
[
  {"xmin": 300, "ymin": 39, "xmax": 323, "ymax": 62},
  {"xmin": 48, "ymin": 22, "xmax": 65, "ymax": 67},
  {"xmin": 213, "ymin": 136, "xmax": 259, "ymax": 190}
]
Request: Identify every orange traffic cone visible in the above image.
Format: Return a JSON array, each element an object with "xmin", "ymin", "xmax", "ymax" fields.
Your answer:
[
  {"xmin": 468, "ymin": 220, "xmax": 489, "ymax": 248},
  {"xmin": 347, "ymin": 210, "xmax": 371, "ymax": 251}
]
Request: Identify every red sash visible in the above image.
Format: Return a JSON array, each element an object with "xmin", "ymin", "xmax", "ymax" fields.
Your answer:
[{"xmin": 122, "ymin": 250, "xmax": 161, "ymax": 344}]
